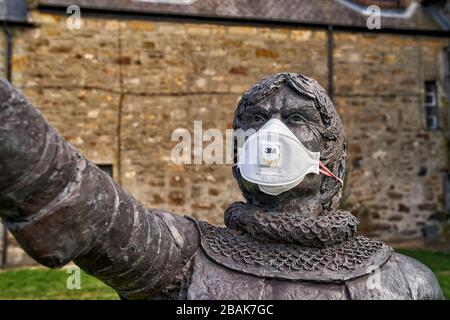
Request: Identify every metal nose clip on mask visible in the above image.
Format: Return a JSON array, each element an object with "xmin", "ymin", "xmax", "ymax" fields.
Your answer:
[{"xmin": 237, "ymin": 118, "xmax": 343, "ymax": 196}]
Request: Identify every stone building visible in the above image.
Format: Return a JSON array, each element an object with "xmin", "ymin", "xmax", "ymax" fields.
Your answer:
[{"xmin": 1, "ymin": 0, "xmax": 450, "ymax": 267}]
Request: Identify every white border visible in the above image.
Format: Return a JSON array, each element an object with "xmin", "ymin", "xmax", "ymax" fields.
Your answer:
[{"xmin": 335, "ymin": 0, "xmax": 419, "ymax": 18}]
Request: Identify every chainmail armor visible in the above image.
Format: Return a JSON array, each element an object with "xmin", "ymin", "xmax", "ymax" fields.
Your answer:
[
  {"xmin": 225, "ymin": 202, "xmax": 359, "ymax": 247},
  {"xmin": 196, "ymin": 218, "xmax": 392, "ymax": 282}
]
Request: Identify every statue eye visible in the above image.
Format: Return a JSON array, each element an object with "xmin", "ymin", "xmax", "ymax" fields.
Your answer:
[
  {"xmin": 247, "ymin": 114, "xmax": 266, "ymax": 125},
  {"xmin": 286, "ymin": 113, "xmax": 304, "ymax": 124}
]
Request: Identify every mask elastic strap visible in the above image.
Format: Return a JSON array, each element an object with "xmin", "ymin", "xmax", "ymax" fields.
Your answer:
[{"xmin": 319, "ymin": 161, "xmax": 343, "ymax": 185}]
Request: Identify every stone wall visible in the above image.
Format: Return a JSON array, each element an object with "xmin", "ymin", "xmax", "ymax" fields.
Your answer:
[
  {"xmin": 1, "ymin": 11, "xmax": 449, "ymax": 266},
  {"xmin": 12, "ymin": 12, "xmax": 329, "ymax": 227},
  {"xmin": 334, "ymin": 33, "xmax": 450, "ymax": 240}
]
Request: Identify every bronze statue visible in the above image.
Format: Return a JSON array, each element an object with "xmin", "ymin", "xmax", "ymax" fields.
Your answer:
[{"xmin": 0, "ymin": 73, "xmax": 444, "ymax": 299}]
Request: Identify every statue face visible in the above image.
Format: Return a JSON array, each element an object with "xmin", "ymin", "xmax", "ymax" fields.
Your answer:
[{"xmin": 236, "ymin": 85, "xmax": 325, "ymax": 206}]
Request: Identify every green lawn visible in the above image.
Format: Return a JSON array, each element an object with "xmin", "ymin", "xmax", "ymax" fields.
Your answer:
[
  {"xmin": 0, "ymin": 268, "xmax": 119, "ymax": 300},
  {"xmin": 0, "ymin": 249, "xmax": 448, "ymax": 300}
]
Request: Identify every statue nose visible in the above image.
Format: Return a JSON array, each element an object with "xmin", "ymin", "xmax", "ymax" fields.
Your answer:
[{"xmin": 269, "ymin": 113, "xmax": 283, "ymax": 122}]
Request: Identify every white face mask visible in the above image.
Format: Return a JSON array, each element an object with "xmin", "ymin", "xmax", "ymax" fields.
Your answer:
[{"xmin": 236, "ymin": 118, "xmax": 342, "ymax": 196}]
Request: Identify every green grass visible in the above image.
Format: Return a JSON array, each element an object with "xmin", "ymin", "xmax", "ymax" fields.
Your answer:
[
  {"xmin": 396, "ymin": 249, "xmax": 450, "ymax": 299},
  {"xmin": 0, "ymin": 268, "xmax": 119, "ymax": 300},
  {"xmin": 0, "ymin": 249, "xmax": 448, "ymax": 299}
]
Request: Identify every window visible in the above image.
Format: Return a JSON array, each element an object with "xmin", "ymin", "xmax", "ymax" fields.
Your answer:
[
  {"xmin": 97, "ymin": 164, "xmax": 113, "ymax": 178},
  {"xmin": 444, "ymin": 172, "xmax": 450, "ymax": 213},
  {"xmin": 444, "ymin": 47, "xmax": 450, "ymax": 100},
  {"xmin": 425, "ymin": 81, "xmax": 438, "ymax": 130}
]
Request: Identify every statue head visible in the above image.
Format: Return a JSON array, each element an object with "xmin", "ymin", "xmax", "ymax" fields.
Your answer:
[{"xmin": 232, "ymin": 73, "xmax": 346, "ymax": 213}]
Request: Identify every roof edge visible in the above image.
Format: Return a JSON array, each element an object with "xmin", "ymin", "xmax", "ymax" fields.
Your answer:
[{"xmin": 37, "ymin": 3, "xmax": 450, "ymax": 38}]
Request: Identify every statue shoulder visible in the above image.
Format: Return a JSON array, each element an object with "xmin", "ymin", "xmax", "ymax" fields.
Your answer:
[
  {"xmin": 345, "ymin": 250, "xmax": 444, "ymax": 300},
  {"xmin": 390, "ymin": 252, "xmax": 444, "ymax": 300}
]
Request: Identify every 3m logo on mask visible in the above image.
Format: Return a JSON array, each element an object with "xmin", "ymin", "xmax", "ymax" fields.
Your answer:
[
  {"xmin": 260, "ymin": 144, "xmax": 281, "ymax": 167},
  {"xmin": 237, "ymin": 119, "xmax": 342, "ymax": 196}
]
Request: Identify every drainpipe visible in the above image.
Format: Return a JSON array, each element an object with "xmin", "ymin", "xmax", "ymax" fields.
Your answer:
[
  {"xmin": 327, "ymin": 25, "xmax": 334, "ymax": 102},
  {"xmin": 4, "ymin": 25, "xmax": 12, "ymax": 81},
  {"xmin": 0, "ymin": 25, "xmax": 13, "ymax": 269}
]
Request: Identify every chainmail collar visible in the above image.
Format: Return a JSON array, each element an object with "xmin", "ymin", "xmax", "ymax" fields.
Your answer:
[
  {"xmin": 194, "ymin": 202, "xmax": 392, "ymax": 282},
  {"xmin": 224, "ymin": 202, "xmax": 359, "ymax": 247}
]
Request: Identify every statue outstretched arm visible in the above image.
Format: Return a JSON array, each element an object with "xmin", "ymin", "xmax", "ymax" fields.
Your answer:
[{"xmin": 0, "ymin": 78, "xmax": 199, "ymax": 299}]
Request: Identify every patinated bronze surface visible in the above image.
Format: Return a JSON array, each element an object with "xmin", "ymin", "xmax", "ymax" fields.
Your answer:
[{"xmin": 0, "ymin": 73, "xmax": 444, "ymax": 299}]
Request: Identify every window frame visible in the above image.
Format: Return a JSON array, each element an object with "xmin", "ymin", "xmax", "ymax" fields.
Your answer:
[
  {"xmin": 424, "ymin": 81, "xmax": 439, "ymax": 131},
  {"xmin": 444, "ymin": 47, "xmax": 450, "ymax": 101}
]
